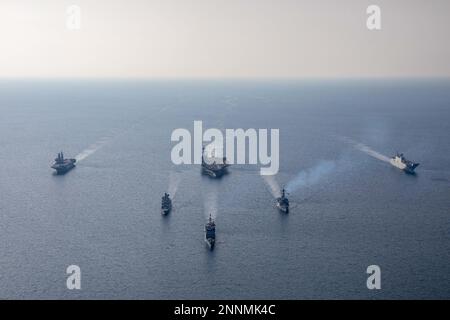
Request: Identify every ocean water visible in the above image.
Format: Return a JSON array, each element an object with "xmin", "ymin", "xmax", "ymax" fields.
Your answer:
[{"xmin": 0, "ymin": 79, "xmax": 449, "ymax": 299}]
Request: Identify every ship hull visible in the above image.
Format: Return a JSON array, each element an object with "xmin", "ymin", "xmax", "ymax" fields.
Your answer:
[
  {"xmin": 201, "ymin": 166, "xmax": 228, "ymax": 178},
  {"xmin": 390, "ymin": 159, "xmax": 419, "ymax": 174},
  {"xmin": 205, "ymin": 238, "xmax": 215, "ymax": 250},
  {"xmin": 276, "ymin": 203, "xmax": 289, "ymax": 213},
  {"xmin": 161, "ymin": 207, "xmax": 171, "ymax": 215},
  {"xmin": 53, "ymin": 164, "xmax": 76, "ymax": 175},
  {"xmin": 51, "ymin": 158, "xmax": 76, "ymax": 175},
  {"xmin": 403, "ymin": 166, "xmax": 419, "ymax": 175}
]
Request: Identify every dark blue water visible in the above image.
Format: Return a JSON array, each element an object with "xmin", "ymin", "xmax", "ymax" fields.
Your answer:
[{"xmin": 0, "ymin": 79, "xmax": 449, "ymax": 299}]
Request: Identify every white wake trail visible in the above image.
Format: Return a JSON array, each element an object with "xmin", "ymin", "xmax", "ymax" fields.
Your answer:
[
  {"xmin": 341, "ymin": 136, "xmax": 390, "ymax": 163},
  {"xmin": 263, "ymin": 175, "xmax": 282, "ymax": 199},
  {"xmin": 167, "ymin": 171, "xmax": 181, "ymax": 199},
  {"xmin": 354, "ymin": 143, "xmax": 390, "ymax": 163},
  {"xmin": 75, "ymin": 137, "xmax": 110, "ymax": 162},
  {"xmin": 203, "ymin": 185, "xmax": 218, "ymax": 219}
]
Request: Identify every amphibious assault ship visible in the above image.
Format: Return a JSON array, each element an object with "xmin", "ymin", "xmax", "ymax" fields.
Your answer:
[
  {"xmin": 390, "ymin": 153, "xmax": 419, "ymax": 174},
  {"xmin": 161, "ymin": 193, "xmax": 172, "ymax": 215},
  {"xmin": 276, "ymin": 189, "xmax": 289, "ymax": 213},
  {"xmin": 201, "ymin": 147, "xmax": 229, "ymax": 178},
  {"xmin": 205, "ymin": 214, "xmax": 216, "ymax": 250},
  {"xmin": 51, "ymin": 152, "xmax": 76, "ymax": 175}
]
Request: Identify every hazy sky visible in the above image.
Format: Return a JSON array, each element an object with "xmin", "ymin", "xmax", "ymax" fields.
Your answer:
[{"xmin": 0, "ymin": 0, "xmax": 449, "ymax": 78}]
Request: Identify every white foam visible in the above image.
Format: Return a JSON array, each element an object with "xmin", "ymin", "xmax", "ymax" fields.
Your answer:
[
  {"xmin": 341, "ymin": 136, "xmax": 390, "ymax": 163},
  {"xmin": 167, "ymin": 171, "xmax": 181, "ymax": 199},
  {"xmin": 75, "ymin": 137, "xmax": 110, "ymax": 162},
  {"xmin": 263, "ymin": 175, "xmax": 282, "ymax": 199},
  {"xmin": 203, "ymin": 184, "xmax": 218, "ymax": 219},
  {"xmin": 355, "ymin": 143, "xmax": 390, "ymax": 163}
]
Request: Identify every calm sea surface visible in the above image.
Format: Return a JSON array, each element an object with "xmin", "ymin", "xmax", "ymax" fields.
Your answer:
[{"xmin": 0, "ymin": 79, "xmax": 449, "ymax": 299}]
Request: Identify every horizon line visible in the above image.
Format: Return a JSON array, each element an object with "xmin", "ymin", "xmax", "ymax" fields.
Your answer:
[{"xmin": 1, "ymin": 76, "xmax": 450, "ymax": 82}]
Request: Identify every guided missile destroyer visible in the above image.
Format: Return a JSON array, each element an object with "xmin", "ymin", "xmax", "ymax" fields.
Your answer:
[
  {"xmin": 201, "ymin": 147, "xmax": 229, "ymax": 178},
  {"xmin": 161, "ymin": 193, "xmax": 172, "ymax": 215},
  {"xmin": 276, "ymin": 189, "xmax": 289, "ymax": 213},
  {"xmin": 390, "ymin": 153, "xmax": 419, "ymax": 174},
  {"xmin": 205, "ymin": 214, "xmax": 216, "ymax": 250},
  {"xmin": 51, "ymin": 152, "xmax": 76, "ymax": 175}
]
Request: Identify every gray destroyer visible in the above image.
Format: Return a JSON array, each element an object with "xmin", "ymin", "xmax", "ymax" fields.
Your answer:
[
  {"xmin": 161, "ymin": 193, "xmax": 172, "ymax": 215},
  {"xmin": 276, "ymin": 189, "xmax": 289, "ymax": 213},
  {"xmin": 390, "ymin": 153, "xmax": 419, "ymax": 174},
  {"xmin": 205, "ymin": 214, "xmax": 216, "ymax": 250},
  {"xmin": 51, "ymin": 152, "xmax": 76, "ymax": 175}
]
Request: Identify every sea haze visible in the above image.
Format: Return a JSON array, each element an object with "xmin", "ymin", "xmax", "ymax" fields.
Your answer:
[{"xmin": 0, "ymin": 79, "xmax": 449, "ymax": 299}]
